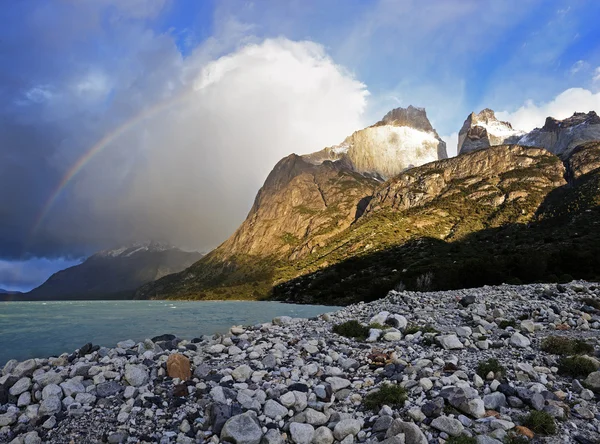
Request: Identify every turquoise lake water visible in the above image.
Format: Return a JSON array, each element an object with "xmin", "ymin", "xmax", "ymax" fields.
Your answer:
[{"xmin": 0, "ymin": 300, "xmax": 339, "ymax": 365}]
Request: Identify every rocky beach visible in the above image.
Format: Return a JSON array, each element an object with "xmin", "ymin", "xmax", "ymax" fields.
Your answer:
[{"xmin": 2, "ymin": 282, "xmax": 600, "ymax": 444}]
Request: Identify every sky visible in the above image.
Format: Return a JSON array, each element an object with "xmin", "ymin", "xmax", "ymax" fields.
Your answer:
[{"xmin": 1, "ymin": 0, "xmax": 600, "ymax": 291}]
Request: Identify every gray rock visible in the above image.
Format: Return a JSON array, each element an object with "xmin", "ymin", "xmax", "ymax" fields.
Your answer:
[
  {"xmin": 475, "ymin": 437, "xmax": 503, "ymax": 444},
  {"xmin": 116, "ymin": 339, "xmax": 135, "ymax": 349},
  {"xmin": 60, "ymin": 379, "xmax": 85, "ymax": 396},
  {"xmin": 373, "ymin": 415, "xmax": 394, "ymax": 432},
  {"xmin": 261, "ymin": 429, "xmax": 284, "ymax": 444},
  {"xmin": 96, "ymin": 381, "xmax": 124, "ymax": 397},
  {"xmin": 232, "ymin": 364, "xmax": 252, "ymax": 382},
  {"xmin": 483, "ymin": 392, "xmax": 506, "ymax": 410},
  {"xmin": 303, "ymin": 408, "xmax": 328, "ymax": 426},
  {"xmin": 325, "ymin": 377, "xmax": 351, "ymax": 391},
  {"xmin": 385, "ymin": 419, "xmax": 427, "ymax": 443},
  {"xmin": 9, "ymin": 377, "xmax": 31, "ymax": 396},
  {"xmin": 584, "ymin": 371, "xmax": 600, "ymax": 392},
  {"xmin": 261, "ymin": 354, "xmax": 277, "ymax": 369},
  {"xmin": 333, "ymin": 418, "xmax": 362, "ymax": 440},
  {"xmin": 12, "ymin": 359, "xmax": 37, "ymax": 378},
  {"xmin": 312, "ymin": 426, "xmax": 334, "ymax": 444},
  {"xmin": 510, "ymin": 332, "xmax": 531, "ymax": 348},
  {"xmin": 22, "ymin": 431, "xmax": 42, "ymax": 444},
  {"xmin": 107, "ymin": 432, "xmax": 128, "ymax": 444},
  {"xmin": 33, "ymin": 371, "xmax": 63, "ymax": 387},
  {"xmin": 383, "ymin": 331, "xmax": 402, "ymax": 341},
  {"xmin": 289, "ymin": 422, "xmax": 315, "ymax": 444},
  {"xmin": 221, "ymin": 412, "xmax": 263, "ymax": 444},
  {"xmin": 431, "ymin": 416, "xmax": 464, "ymax": 437},
  {"xmin": 124, "ymin": 364, "xmax": 148, "ymax": 387},
  {"xmin": 2, "ymin": 359, "xmax": 17, "ymax": 376},
  {"xmin": 0, "ymin": 411, "xmax": 17, "ymax": 426},
  {"xmin": 263, "ymin": 399, "xmax": 288, "ymax": 419},
  {"xmin": 42, "ymin": 384, "xmax": 62, "ymax": 399},
  {"xmin": 437, "ymin": 335, "xmax": 464, "ymax": 350},
  {"xmin": 39, "ymin": 396, "xmax": 62, "ymax": 416},
  {"xmin": 42, "ymin": 416, "xmax": 57, "ymax": 429}
]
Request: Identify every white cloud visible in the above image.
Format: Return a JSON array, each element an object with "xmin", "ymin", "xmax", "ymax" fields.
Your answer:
[
  {"xmin": 45, "ymin": 38, "xmax": 369, "ymax": 252},
  {"xmin": 594, "ymin": 67, "xmax": 600, "ymax": 83},
  {"xmin": 442, "ymin": 132, "xmax": 459, "ymax": 158},
  {"xmin": 497, "ymin": 88, "xmax": 600, "ymax": 132},
  {"xmin": 570, "ymin": 60, "xmax": 588, "ymax": 74}
]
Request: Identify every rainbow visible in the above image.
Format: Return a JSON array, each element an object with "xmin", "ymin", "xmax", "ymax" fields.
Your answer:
[{"xmin": 30, "ymin": 89, "xmax": 195, "ymax": 238}]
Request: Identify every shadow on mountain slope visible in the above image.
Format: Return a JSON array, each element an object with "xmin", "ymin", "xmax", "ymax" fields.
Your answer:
[{"xmin": 271, "ymin": 168, "xmax": 600, "ymax": 305}]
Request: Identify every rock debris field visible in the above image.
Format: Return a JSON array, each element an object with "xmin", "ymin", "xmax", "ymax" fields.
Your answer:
[{"xmin": 2, "ymin": 282, "xmax": 600, "ymax": 443}]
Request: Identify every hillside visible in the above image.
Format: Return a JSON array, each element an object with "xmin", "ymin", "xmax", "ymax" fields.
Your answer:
[
  {"xmin": 25, "ymin": 242, "xmax": 203, "ymax": 300},
  {"xmin": 135, "ymin": 111, "xmax": 600, "ymax": 304}
]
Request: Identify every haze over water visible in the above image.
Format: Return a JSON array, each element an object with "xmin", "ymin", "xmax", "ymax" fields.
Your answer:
[{"xmin": 0, "ymin": 300, "xmax": 339, "ymax": 364}]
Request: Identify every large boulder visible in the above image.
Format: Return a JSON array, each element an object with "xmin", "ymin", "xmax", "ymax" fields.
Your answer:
[{"xmin": 220, "ymin": 412, "xmax": 262, "ymax": 444}]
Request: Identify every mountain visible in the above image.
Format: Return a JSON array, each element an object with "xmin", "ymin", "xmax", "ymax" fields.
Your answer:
[
  {"xmin": 305, "ymin": 106, "xmax": 447, "ymax": 179},
  {"xmin": 26, "ymin": 242, "xmax": 203, "ymax": 300},
  {"xmin": 135, "ymin": 107, "xmax": 448, "ymax": 300},
  {"xmin": 518, "ymin": 111, "xmax": 600, "ymax": 158},
  {"xmin": 136, "ymin": 108, "xmax": 600, "ymax": 305},
  {"xmin": 457, "ymin": 109, "xmax": 524, "ymax": 155},
  {"xmin": 0, "ymin": 288, "xmax": 21, "ymax": 295}
]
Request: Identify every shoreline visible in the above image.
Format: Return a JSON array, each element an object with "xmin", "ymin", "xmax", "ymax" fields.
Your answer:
[{"xmin": 0, "ymin": 281, "xmax": 599, "ymax": 443}]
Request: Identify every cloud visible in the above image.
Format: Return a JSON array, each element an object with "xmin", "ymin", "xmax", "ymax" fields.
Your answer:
[
  {"xmin": 442, "ymin": 133, "xmax": 459, "ymax": 158},
  {"xmin": 497, "ymin": 88, "xmax": 600, "ymax": 132},
  {"xmin": 570, "ymin": 60, "xmax": 588, "ymax": 75},
  {"xmin": 0, "ymin": 12, "xmax": 368, "ymax": 261},
  {"xmin": 594, "ymin": 67, "xmax": 600, "ymax": 83}
]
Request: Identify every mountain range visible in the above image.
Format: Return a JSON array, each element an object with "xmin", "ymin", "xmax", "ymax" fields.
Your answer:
[
  {"xmin": 134, "ymin": 107, "xmax": 600, "ymax": 304},
  {"xmin": 14, "ymin": 242, "xmax": 203, "ymax": 300}
]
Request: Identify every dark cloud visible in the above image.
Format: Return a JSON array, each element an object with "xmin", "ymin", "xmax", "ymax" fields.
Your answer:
[{"xmin": 0, "ymin": 1, "xmax": 368, "ymax": 264}]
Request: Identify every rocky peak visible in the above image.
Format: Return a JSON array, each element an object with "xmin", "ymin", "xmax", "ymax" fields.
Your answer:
[
  {"xmin": 374, "ymin": 105, "xmax": 436, "ymax": 134},
  {"xmin": 458, "ymin": 109, "xmax": 524, "ymax": 155},
  {"xmin": 304, "ymin": 106, "xmax": 447, "ymax": 180},
  {"xmin": 518, "ymin": 111, "xmax": 600, "ymax": 158}
]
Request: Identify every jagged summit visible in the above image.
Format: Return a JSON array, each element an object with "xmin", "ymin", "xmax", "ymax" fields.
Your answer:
[
  {"xmin": 518, "ymin": 110, "xmax": 600, "ymax": 158},
  {"xmin": 458, "ymin": 108, "xmax": 524, "ymax": 155},
  {"xmin": 304, "ymin": 106, "xmax": 447, "ymax": 179},
  {"xmin": 374, "ymin": 105, "xmax": 436, "ymax": 134}
]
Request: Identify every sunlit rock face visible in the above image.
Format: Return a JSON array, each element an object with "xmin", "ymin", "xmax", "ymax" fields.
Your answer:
[
  {"xmin": 304, "ymin": 106, "xmax": 447, "ymax": 180},
  {"xmin": 517, "ymin": 111, "xmax": 600, "ymax": 158},
  {"xmin": 458, "ymin": 108, "xmax": 524, "ymax": 155}
]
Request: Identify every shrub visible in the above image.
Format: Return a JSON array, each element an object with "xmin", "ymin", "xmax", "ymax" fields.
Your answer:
[
  {"xmin": 541, "ymin": 336, "xmax": 594, "ymax": 355},
  {"xmin": 363, "ymin": 383, "xmax": 407, "ymax": 410},
  {"xmin": 368, "ymin": 323, "xmax": 390, "ymax": 330},
  {"xmin": 415, "ymin": 271, "xmax": 434, "ymax": 291},
  {"xmin": 476, "ymin": 358, "xmax": 505, "ymax": 378},
  {"xmin": 523, "ymin": 410, "xmax": 556, "ymax": 435},
  {"xmin": 332, "ymin": 320, "xmax": 369, "ymax": 340},
  {"xmin": 557, "ymin": 356, "xmax": 597, "ymax": 377}
]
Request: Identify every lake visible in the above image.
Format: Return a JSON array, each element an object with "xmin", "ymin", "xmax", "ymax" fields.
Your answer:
[{"xmin": 0, "ymin": 300, "xmax": 340, "ymax": 365}]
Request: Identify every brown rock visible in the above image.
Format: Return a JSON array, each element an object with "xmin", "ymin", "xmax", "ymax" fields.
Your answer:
[
  {"xmin": 167, "ymin": 354, "xmax": 191, "ymax": 381},
  {"xmin": 515, "ymin": 426, "xmax": 534, "ymax": 439}
]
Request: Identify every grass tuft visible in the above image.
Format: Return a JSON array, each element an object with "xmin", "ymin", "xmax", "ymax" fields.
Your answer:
[
  {"xmin": 476, "ymin": 358, "xmax": 505, "ymax": 378},
  {"xmin": 332, "ymin": 320, "xmax": 370, "ymax": 340},
  {"xmin": 363, "ymin": 383, "xmax": 407, "ymax": 410},
  {"xmin": 557, "ymin": 356, "xmax": 597, "ymax": 377},
  {"xmin": 541, "ymin": 336, "xmax": 594, "ymax": 355},
  {"xmin": 522, "ymin": 410, "xmax": 556, "ymax": 435}
]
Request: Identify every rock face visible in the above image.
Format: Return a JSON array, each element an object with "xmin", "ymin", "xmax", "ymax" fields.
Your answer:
[
  {"xmin": 458, "ymin": 109, "xmax": 524, "ymax": 155},
  {"xmin": 518, "ymin": 111, "xmax": 600, "ymax": 158},
  {"xmin": 26, "ymin": 242, "xmax": 203, "ymax": 300},
  {"xmin": 306, "ymin": 106, "xmax": 447, "ymax": 179}
]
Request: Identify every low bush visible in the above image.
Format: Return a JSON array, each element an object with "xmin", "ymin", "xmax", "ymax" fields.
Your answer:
[
  {"xmin": 498, "ymin": 319, "xmax": 517, "ymax": 329},
  {"xmin": 541, "ymin": 336, "xmax": 594, "ymax": 355},
  {"xmin": 522, "ymin": 410, "xmax": 556, "ymax": 435},
  {"xmin": 332, "ymin": 320, "xmax": 369, "ymax": 340},
  {"xmin": 557, "ymin": 356, "xmax": 597, "ymax": 377},
  {"xmin": 363, "ymin": 383, "xmax": 407, "ymax": 410},
  {"xmin": 476, "ymin": 358, "xmax": 505, "ymax": 378}
]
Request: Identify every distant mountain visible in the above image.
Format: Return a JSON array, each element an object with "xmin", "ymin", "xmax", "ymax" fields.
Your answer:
[
  {"xmin": 0, "ymin": 288, "xmax": 21, "ymax": 295},
  {"xmin": 26, "ymin": 242, "xmax": 203, "ymax": 300},
  {"xmin": 457, "ymin": 108, "xmax": 524, "ymax": 155}
]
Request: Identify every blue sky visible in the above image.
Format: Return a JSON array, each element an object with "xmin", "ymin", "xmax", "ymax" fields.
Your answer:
[{"xmin": 1, "ymin": 0, "xmax": 600, "ymax": 291}]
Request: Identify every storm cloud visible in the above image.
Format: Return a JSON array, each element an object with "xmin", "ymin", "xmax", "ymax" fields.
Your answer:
[{"xmin": 0, "ymin": 1, "xmax": 368, "ymax": 262}]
